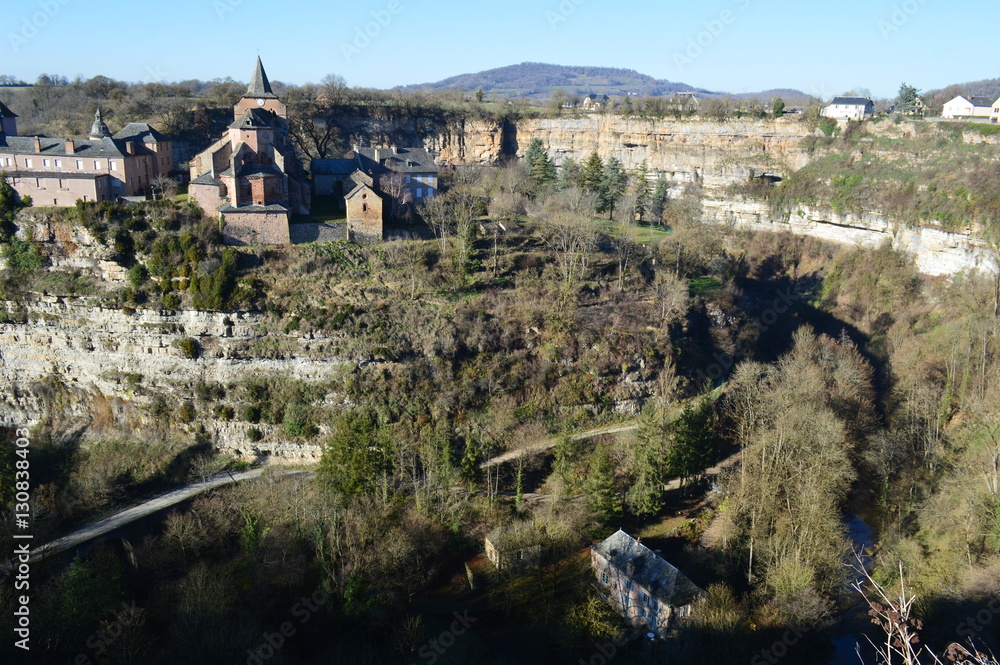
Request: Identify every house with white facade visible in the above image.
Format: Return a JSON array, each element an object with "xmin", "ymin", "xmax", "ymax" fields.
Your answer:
[
  {"xmin": 992, "ymin": 98, "xmax": 1000, "ymax": 124},
  {"xmin": 591, "ymin": 530, "xmax": 702, "ymax": 638},
  {"xmin": 821, "ymin": 97, "xmax": 875, "ymax": 121},
  {"xmin": 942, "ymin": 95, "xmax": 995, "ymax": 119}
]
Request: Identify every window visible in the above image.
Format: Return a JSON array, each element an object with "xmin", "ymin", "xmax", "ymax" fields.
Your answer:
[
  {"xmin": 3, "ymin": 158, "xmax": 9, "ymax": 167},
  {"xmin": 43, "ymin": 159, "xmax": 50, "ymax": 167},
  {"xmin": 600, "ymin": 571, "xmax": 609, "ymax": 585},
  {"xmin": 94, "ymin": 161, "xmax": 100, "ymax": 170},
  {"xmin": 54, "ymin": 159, "xmax": 61, "ymax": 168},
  {"xmin": 36, "ymin": 178, "xmax": 43, "ymax": 188},
  {"xmin": 76, "ymin": 160, "xmax": 83, "ymax": 169},
  {"xmin": 25, "ymin": 158, "xmax": 32, "ymax": 168},
  {"xmin": 416, "ymin": 188, "xmax": 423, "ymax": 198},
  {"xmin": 110, "ymin": 161, "xmax": 117, "ymax": 171},
  {"xmin": 640, "ymin": 592, "xmax": 648, "ymax": 604}
]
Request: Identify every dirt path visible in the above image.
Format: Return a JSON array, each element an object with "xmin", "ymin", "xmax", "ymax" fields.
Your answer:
[
  {"xmin": 9, "ymin": 469, "xmax": 314, "ymax": 567},
  {"xmin": 479, "ymin": 421, "xmax": 640, "ymax": 469}
]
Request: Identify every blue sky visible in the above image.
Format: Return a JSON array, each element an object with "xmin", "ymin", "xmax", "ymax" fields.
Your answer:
[{"xmin": 4, "ymin": 0, "xmax": 997, "ymax": 99}]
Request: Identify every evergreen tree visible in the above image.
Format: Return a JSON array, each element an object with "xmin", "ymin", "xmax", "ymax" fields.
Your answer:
[
  {"xmin": 894, "ymin": 82, "xmax": 920, "ymax": 115},
  {"xmin": 599, "ymin": 157, "xmax": 628, "ymax": 218},
  {"xmin": 581, "ymin": 151, "xmax": 604, "ymax": 195},
  {"xmin": 633, "ymin": 160, "xmax": 651, "ymax": 222},
  {"xmin": 665, "ymin": 395, "xmax": 716, "ymax": 488},
  {"xmin": 585, "ymin": 443, "xmax": 621, "ymax": 523},
  {"xmin": 523, "ymin": 138, "xmax": 556, "ymax": 190},
  {"xmin": 772, "ymin": 97, "xmax": 786, "ymax": 118},
  {"xmin": 627, "ymin": 405, "xmax": 669, "ymax": 516},
  {"xmin": 651, "ymin": 173, "xmax": 670, "ymax": 226}
]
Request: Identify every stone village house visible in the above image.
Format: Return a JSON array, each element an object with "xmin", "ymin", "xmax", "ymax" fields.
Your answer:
[{"xmin": 591, "ymin": 530, "xmax": 702, "ymax": 638}]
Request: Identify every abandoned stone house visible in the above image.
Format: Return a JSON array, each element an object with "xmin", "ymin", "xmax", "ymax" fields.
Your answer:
[
  {"xmin": 591, "ymin": 530, "xmax": 702, "ymax": 638},
  {"xmin": 0, "ymin": 100, "xmax": 173, "ymax": 206},
  {"xmin": 484, "ymin": 522, "xmax": 545, "ymax": 571}
]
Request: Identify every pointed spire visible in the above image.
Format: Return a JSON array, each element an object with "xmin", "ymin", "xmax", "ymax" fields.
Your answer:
[
  {"xmin": 246, "ymin": 56, "xmax": 276, "ymax": 98},
  {"xmin": 89, "ymin": 107, "xmax": 110, "ymax": 140}
]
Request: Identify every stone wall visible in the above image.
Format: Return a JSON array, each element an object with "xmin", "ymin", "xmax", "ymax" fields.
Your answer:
[{"xmin": 222, "ymin": 210, "xmax": 291, "ymax": 246}]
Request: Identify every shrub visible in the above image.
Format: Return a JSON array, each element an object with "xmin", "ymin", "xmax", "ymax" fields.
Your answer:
[
  {"xmin": 214, "ymin": 405, "xmax": 235, "ymax": 421},
  {"xmin": 3, "ymin": 239, "xmax": 44, "ymax": 275},
  {"xmin": 241, "ymin": 405, "xmax": 260, "ymax": 423},
  {"xmin": 161, "ymin": 292, "xmax": 181, "ymax": 310},
  {"xmin": 174, "ymin": 337, "xmax": 200, "ymax": 359},
  {"xmin": 177, "ymin": 402, "xmax": 196, "ymax": 423},
  {"xmin": 247, "ymin": 427, "xmax": 263, "ymax": 442}
]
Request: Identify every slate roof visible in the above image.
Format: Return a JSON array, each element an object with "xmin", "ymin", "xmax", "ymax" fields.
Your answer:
[
  {"xmin": 245, "ymin": 56, "xmax": 278, "ymax": 99},
  {"xmin": 219, "ymin": 203, "xmax": 288, "ymax": 213},
  {"xmin": 113, "ymin": 123, "xmax": 167, "ymax": 144},
  {"xmin": 592, "ymin": 530, "xmax": 702, "ymax": 607},
  {"xmin": 311, "ymin": 158, "xmax": 357, "ymax": 176},
  {"xmin": 970, "ymin": 96, "xmax": 995, "ymax": 108},
  {"xmin": 190, "ymin": 172, "xmax": 219, "ymax": 186},
  {"xmin": 0, "ymin": 100, "xmax": 18, "ymax": 118},
  {"xmin": 238, "ymin": 164, "xmax": 283, "ymax": 178},
  {"xmin": 829, "ymin": 97, "xmax": 873, "ymax": 107},
  {"xmin": 229, "ymin": 108, "xmax": 277, "ymax": 130},
  {"xmin": 5, "ymin": 170, "xmax": 111, "ymax": 181},
  {"xmin": 0, "ymin": 135, "xmax": 129, "ymax": 158},
  {"xmin": 353, "ymin": 146, "xmax": 438, "ymax": 174}
]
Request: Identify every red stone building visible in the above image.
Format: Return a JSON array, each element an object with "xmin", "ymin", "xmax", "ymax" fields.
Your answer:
[{"xmin": 189, "ymin": 58, "xmax": 310, "ymax": 245}]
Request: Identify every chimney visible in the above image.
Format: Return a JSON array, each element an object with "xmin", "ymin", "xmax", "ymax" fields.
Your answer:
[
  {"xmin": 391, "ymin": 145, "xmax": 398, "ymax": 155},
  {"xmin": 126, "ymin": 140, "xmax": 135, "ymax": 155},
  {"xmin": 33, "ymin": 137, "xmax": 41, "ymax": 153},
  {"xmin": 65, "ymin": 138, "xmax": 75, "ymax": 154},
  {"xmin": 352, "ymin": 143, "xmax": 359, "ymax": 154}
]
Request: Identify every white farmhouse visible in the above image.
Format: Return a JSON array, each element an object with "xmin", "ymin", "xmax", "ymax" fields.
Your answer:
[
  {"xmin": 942, "ymin": 95, "xmax": 995, "ymax": 119},
  {"xmin": 822, "ymin": 97, "xmax": 875, "ymax": 121},
  {"xmin": 992, "ymin": 98, "xmax": 1000, "ymax": 124}
]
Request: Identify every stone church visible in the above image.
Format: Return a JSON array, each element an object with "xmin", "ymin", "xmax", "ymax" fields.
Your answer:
[{"xmin": 188, "ymin": 57, "xmax": 311, "ymax": 245}]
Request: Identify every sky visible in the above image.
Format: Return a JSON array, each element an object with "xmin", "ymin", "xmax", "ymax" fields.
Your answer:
[{"xmin": 4, "ymin": 0, "xmax": 998, "ymax": 99}]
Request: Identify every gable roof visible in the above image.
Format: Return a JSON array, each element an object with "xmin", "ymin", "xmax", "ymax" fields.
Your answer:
[
  {"xmin": 0, "ymin": 135, "xmax": 130, "ymax": 158},
  {"xmin": 0, "ymin": 100, "xmax": 18, "ymax": 118},
  {"xmin": 311, "ymin": 158, "xmax": 357, "ymax": 176},
  {"xmin": 113, "ymin": 122, "xmax": 167, "ymax": 144},
  {"xmin": 592, "ymin": 530, "xmax": 702, "ymax": 607},
  {"xmin": 829, "ymin": 97, "xmax": 872, "ymax": 107},
  {"xmin": 229, "ymin": 108, "xmax": 277, "ymax": 130},
  {"xmin": 353, "ymin": 146, "xmax": 438, "ymax": 174},
  {"xmin": 970, "ymin": 96, "xmax": 994, "ymax": 108},
  {"xmin": 246, "ymin": 56, "xmax": 278, "ymax": 99}
]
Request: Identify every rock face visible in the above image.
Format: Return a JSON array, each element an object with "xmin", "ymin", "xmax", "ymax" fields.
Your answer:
[
  {"xmin": 429, "ymin": 115, "xmax": 997, "ymax": 276},
  {"xmin": 0, "ymin": 298, "xmax": 345, "ymax": 461},
  {"xmin": 703, "ymin": 200, "xmax": 998, "ymax": 277}
]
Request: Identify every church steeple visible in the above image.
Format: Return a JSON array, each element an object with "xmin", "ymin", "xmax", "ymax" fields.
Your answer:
[
  {"xmin": 88, "ymin": 107, "xmax": 110, "ymax": 140},
  {"xmin": 234, "ymin": 57, "xmax": 286, "ymax": 120},
  {"xmin": 246, "ymin": 56, "xmax": 277, "ymax": 99}
]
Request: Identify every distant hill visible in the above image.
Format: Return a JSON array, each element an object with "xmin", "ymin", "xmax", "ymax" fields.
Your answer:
[
  {"xmin": 397, "ymin": 62, "xmax": 809, "ymax": 104},
  {"xmin": 397, "ymin": 62, "xmax": 714, "ymax": 99}
]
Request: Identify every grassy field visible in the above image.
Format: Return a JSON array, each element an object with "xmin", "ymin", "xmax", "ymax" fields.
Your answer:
[{"xmin": 294, "ymin": 195, "xmax": 347, "ymax": 224}]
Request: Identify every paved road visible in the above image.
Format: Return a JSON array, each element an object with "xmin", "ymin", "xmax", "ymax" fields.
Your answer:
[
  {"xmin": 479, "ymin": 421, "xmax": 640, "ymax": 469},
  {"xmin": 12, "ymin": 468, "xmax": 314, "ymax": 567}
]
